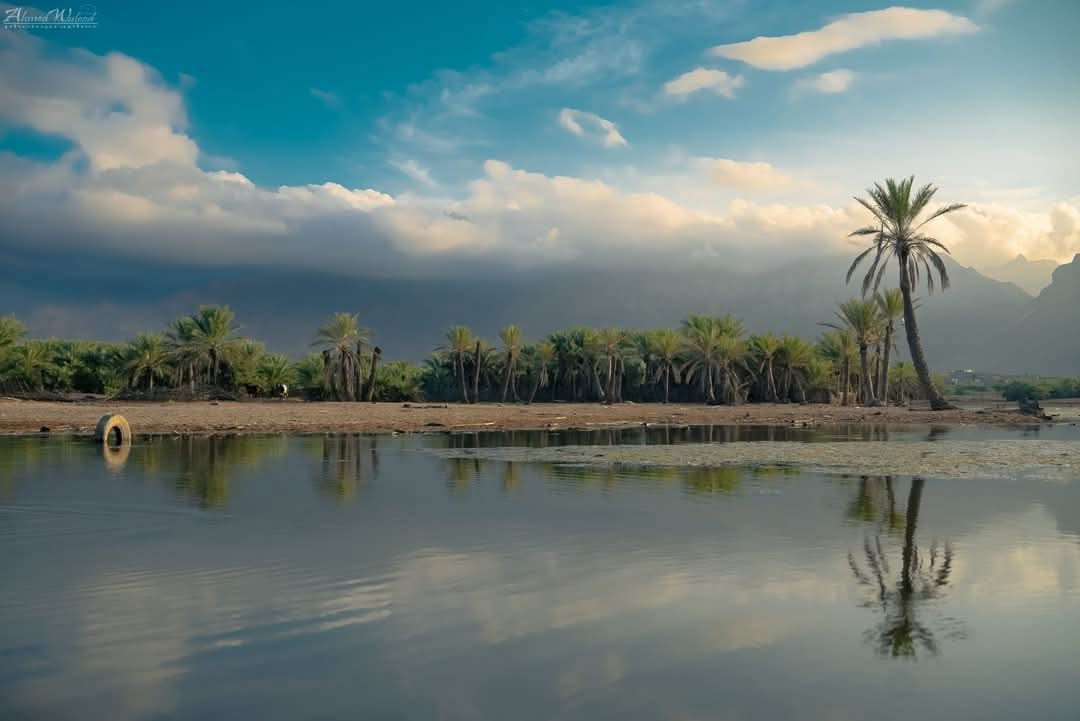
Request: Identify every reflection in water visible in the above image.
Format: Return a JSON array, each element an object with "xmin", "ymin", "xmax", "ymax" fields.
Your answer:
[
  {"xmin": 126, "ymin": 435, "xmax": 287, "ymax": 509},
  {"xmin": 848, "ymin": 477, "xmax": 965, "ymax": 659},
  {"xmin": 314, "ymin": 435, "xmax": 380, "ymax": 503}
]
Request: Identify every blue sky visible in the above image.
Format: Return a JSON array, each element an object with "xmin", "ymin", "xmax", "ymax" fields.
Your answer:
[{"xmin": 1, "ymin": 0, "xmax": 1078, "ymax": 279}]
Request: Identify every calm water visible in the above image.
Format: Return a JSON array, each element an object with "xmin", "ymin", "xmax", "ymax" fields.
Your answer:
[{"xmin": 2, "ymin": 425, "xmax": 1079, "ymax": 721}]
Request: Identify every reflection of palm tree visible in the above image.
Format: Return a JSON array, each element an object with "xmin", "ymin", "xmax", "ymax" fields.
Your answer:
[
  {"xmin": 315, "ymin": 434, "xmax": 378, "ymax": 503},
  {"xmin": 848, "ymin": 478, "xmax": 964, "ymax": 658}
]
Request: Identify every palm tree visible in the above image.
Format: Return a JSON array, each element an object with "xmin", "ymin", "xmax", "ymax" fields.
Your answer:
[
  {"xmin": 526, "ymin": 341, "xmax": 556, "ymax": 404},
  {"xmin": 876, "ymin": 288, "xmax": 904, "ymax": 402},
  {"xmin": 439, "ymin": 326, "xmax": 473, "ymax": 403},
  {"xmin": 818, "ymin": 330, "xmax": 857, "ymax": 405},
  {"xmin": 498, "ymin": 325, "xmax": 523, "ymax": 403},
  {"xmin": 776, "ymin": 335, "xmax": 815, "ymax": 403},
  {"xmin": 165, "ymin": 315, "xmax": 201, "ymax": 392},
  {"xmin": 257, "ymin": 353, "xmax": 296, "ymax": 394},
  {"xmin": 714, "ymin": 334, "xmax": 749, "ymax": 404},
  {"xmin": 313, "ymin": 313, "xmax": 368, "ymax": 401},
  {"xmin": 7, "ymin": 343, "xmax": 49, "ymax": 392},
  {"xmin": 750, "ymin": 333, "xmax": 782, "ymax": 402},
  {"xmin": 597, "ymin": 328, "xmax": 626, "ymax": 404},
  {"xmin": 847, "ymin": 177, "xmax": 965, "ymax": 410},
  {"xmin": 825, "ymin": 299, "xmax": 882, "ymax": 406},
  {"xmin": 0, "ymin": 315, "xmax": 25, "ymax": 356},
  {"xmin": 366, "ymin": 346, "xmax": 381, "ymax": 402},
  {"xmin": 648, "ymin": 329, "xmax": 682, "ymax": 403},
  {"xmin": 189, "ymin": 305, "xmax": 243, "ymax": 386},
  {"xmin": 124, "ymin": 333, "xmax": 170, "ymax": 392}
]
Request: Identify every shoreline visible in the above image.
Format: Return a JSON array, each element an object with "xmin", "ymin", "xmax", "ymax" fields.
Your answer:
[{"xmin": 0, "ymin": 398, "xmax": 1044, "ymax": 437}]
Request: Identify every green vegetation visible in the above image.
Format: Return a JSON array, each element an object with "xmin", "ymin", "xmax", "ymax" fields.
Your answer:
[
  {"xmin": 1, "ymin": 299, "xmax": 959, "ymax": 406},
  {"xmin": 996, "ymin": 378, "xmax": 1080, "ymax": 402}
]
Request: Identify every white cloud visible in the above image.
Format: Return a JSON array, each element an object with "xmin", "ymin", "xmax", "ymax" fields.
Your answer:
[
  {"xmin": 389, "ymin": 158, "xmax": 438, "ymax": 187},
  {"xmin": 557, "ymin": 108, "xmax": 628, "ymax": 148},
  {"xmin": 309, "ymin": 87, "xmax": 341, "ymax": 108},
  {"xmin": 710, "ymin": 7, "xmax": 978, "ymax": 70},
  {"xmin": 0, "ymin": 32, "xmax": 197, "ymax": 172},
  {"xmin": 663, "ymin": 67, "xmax": 745, "ymax": 100},
  {"xmin": 796, "ymin": 68, "xmax": 856, "ymax": 94}
]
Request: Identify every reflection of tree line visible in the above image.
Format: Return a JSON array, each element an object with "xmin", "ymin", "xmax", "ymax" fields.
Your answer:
[
  {"xmin": 847, "ymin": 476, "xmax": 965, "ymax": 659},
  {"xmin": 436, "ymin": 423, "xmax": 913, "ymax": 451},
  {"xmin": 442, "ymin": 456, "xmax": 800, "ymax": 496}
]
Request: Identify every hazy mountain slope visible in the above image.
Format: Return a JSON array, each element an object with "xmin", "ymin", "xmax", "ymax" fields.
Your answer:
[
  {"xmin": 4, "ymin": 253, "xmax": 1045, "ymax": 372},
  {"xmin": 982, "ymin": 254, "xmax": 1060, "ymax": 295},
  {"xmin": 973, "ymin": 254, "xmax": 1080, "ymax": 376}
]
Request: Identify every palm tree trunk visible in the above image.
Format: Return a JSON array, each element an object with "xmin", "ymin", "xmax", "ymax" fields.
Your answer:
[
  {"xmin": 366, "ymin": 347, "xmax": 380, "ymax": 402},
  {"xmin": 664, "ymin": 366, "xmax": 670, "ymax": 404},
  {"xmin": 528, "ymin": 368, "xmax": 542, "ymax": 404},
  {"xmin": 879, "ymin": 324, "xmax": 893, "ymax": 403},
  {"xmin": 457, "ymin": 354, "xmax": 469, "ymax": 403},
  {"xmin": 841, "ymin": 358, "xmax": 850, "ymax": 406},
  {"xmin": 471, "ymin": 341, "xmax": 481, "ymax": 403},
  {"xmin": 501, "ymin": 352, "xmax": 512, "ymax": 403},
  {"xmin": 899, "ymin": 258, "xmax": 951, "ymax": 410},
  {"xmin": 859, "ymin": 342, "xmax": 878, "ymax": 406},
  {"xmin": 592, "ymin": 364, "xmax": 606, "ymax": 403}
]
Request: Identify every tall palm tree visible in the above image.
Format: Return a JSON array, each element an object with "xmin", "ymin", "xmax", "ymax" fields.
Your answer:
[
  {"xmin": 847, "ymin": 177, "xmax": 965, "ymax": 410},
  {"xmin": 312, "ymin": 312, "xmax": 368, "ymax": 401},
  {"xmin": 498, "ymin": 325, "xmax": 523, "ymax": 403},
  {"xmin": 648, "ymin": 329, "xmax": 682, "ymax": 403},
  {"xmin": 526, "ymin": 341, "xmax": 556, "ymax": 404},
  {"xmin": 439, "ymin": 326, "xmax": 473, "ymax": 403},
  {"xmin": 124, "ymin": 333, "xmax": 170, "ymax": 392},
  {"xmin": 825, "ymin": 299, "xmax": 882, "ymax": 406},
  {"xmin": 876, "ymin": 288, "xmax": 904, "ymax": 402}
]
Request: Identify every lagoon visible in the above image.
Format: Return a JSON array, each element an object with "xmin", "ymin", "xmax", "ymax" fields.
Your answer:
[{"xmin": 2, "ymin": 426, "xmax": 1079, "ymax": 721}]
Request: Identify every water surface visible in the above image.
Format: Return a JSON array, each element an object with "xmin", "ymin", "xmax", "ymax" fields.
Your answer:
[{"xmin": 2, "ymin": 425, "xmax": 1079, "ymax": 721}]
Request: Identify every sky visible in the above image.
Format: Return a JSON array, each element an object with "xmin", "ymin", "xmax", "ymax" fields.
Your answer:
[{"xmin": 1, "ymin": 0, "xmax": 1079, "ymax": 285}]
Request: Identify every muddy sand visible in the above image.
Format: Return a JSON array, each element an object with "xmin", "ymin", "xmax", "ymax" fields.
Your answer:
[{"xmin": 0, "ymin": 398, "xmax": 1045, "ymax": 436}]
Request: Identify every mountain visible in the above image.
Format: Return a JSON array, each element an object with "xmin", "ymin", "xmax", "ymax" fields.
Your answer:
[
  {"xmin": 981, "ymin": 254, "xmax": 1060, "ymax": 295},
  {"xmin": 974, "ymin": 254, "xmax": 1080, "ymax": 376},
  {"xmin": 3, "ymin": 253, "xmax": 1044, "ymax": 373}
]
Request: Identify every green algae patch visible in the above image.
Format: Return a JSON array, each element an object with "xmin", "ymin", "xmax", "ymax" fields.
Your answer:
[{"xmin": 428, "ymin": 440, "xmax": 1080, "ymax": 481}]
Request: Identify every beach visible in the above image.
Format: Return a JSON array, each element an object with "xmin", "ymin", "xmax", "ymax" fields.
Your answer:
[{"xmin": 0, "ymin": 398, "xmax": 1044, "ymax": 436}]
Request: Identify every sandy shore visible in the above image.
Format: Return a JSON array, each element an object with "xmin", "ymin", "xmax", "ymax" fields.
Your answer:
[{"xmin": 0, "ymin": 398, "xmax": 1042, "ymax": 436}]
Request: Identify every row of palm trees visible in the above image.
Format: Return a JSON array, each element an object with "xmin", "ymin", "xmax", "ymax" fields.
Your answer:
[{"xmin": 424, "ymin": 303, "xmax": 934, "ymax": 406}]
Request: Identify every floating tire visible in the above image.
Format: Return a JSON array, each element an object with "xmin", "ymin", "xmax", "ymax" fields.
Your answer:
[{"xmin": 94, "ymin": 414, "xmax": 132, "ymax": 445}]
